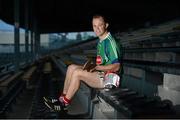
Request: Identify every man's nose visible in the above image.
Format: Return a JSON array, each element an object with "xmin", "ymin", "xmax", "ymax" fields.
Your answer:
[{"xmin": 96, "ymin": 27, "xmax": 100, "ymax": 30}]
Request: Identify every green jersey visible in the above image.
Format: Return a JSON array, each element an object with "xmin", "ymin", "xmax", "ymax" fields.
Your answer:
[{"xmin": 96, "ymin": 33, "xmax": 123, "ymax": 75}]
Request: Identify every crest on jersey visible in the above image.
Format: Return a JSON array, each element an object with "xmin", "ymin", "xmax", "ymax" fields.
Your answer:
[{"xmin": 96, "ymin": 55, "xmax": 102, "ymax": 65}]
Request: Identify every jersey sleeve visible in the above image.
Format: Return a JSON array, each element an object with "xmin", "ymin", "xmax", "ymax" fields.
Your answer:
[{"xmin": 106, "ymin": 39, "xmax": 123, "ymax": 64}]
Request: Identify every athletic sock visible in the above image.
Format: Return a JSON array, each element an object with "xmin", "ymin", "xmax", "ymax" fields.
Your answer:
[{"xmin": 62, "ymin": 96, "xmax": 71, "ymax": 106}]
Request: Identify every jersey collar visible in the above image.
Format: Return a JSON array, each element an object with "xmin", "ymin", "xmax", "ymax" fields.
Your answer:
[{"xmin": 99, "ymin": 32, "xmax": 110, "ymax": 43}]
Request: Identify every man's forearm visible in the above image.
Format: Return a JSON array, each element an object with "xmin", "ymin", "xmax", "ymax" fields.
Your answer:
[{"xmin": 95, "ymin": 63, "xmax": 120, "ymax": 72}]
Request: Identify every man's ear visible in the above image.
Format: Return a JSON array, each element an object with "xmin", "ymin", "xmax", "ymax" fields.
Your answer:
[{"xmin": 106, "ymin": 23, "xmax": 109, "ymax": 29}]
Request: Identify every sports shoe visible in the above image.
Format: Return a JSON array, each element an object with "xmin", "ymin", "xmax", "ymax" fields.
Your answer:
[
  {"xmin": 44, "ymin": 98, "xmax": 68, "ymax": 112},
  {"xmin": 44, "ymin": 100, "xmax": 62, "ymax": 112},
  {"xmin": 43, "ymin": 97, "xmax": 58, "ymax": 104}
]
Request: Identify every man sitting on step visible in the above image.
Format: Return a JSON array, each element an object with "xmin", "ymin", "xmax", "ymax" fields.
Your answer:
[{"xmin": 43, "ymin": 14, "xmax": 123, "ymax": 112}]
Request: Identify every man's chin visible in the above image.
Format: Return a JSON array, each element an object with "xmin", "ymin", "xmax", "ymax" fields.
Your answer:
[{"xmin": 96, "ymin": 33, "xmax": 102, "ymax": 37}]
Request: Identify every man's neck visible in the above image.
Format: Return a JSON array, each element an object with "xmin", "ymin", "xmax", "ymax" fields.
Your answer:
[{"xmin": 99, "ymin": 31, "xmax": 109, "ymax": 41}]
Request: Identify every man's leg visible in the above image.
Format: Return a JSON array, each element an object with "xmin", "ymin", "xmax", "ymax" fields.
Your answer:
[
  {"xmin": 63, "ymin": 64, "xmax": 83, "ymax": 95},
  {"xmin": 44, "ymin": 69, "xmax": 103, "ymax": 111},
  {"xmin": 43, "ymin": 64, "xmax": 83, "ymax": 104},
  {"xmin": 65, "ymin": 69, "xmax": 103, "ymax": 100}
]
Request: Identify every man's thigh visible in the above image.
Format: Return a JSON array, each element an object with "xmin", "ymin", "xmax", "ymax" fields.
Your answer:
[{"xmin": 80, "ymin": 71, "xmax": 104, "ymax": 88}]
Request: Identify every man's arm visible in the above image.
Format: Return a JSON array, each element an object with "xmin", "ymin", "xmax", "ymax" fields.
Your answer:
[{"xmin": 95, "ymin": 63, "xmax": 120, "ymax": 72}]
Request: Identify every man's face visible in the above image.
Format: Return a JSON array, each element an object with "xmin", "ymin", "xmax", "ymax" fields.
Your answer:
[{"xmin": 92, "ymin": 17, "xmax": 108, "ymax": 37}]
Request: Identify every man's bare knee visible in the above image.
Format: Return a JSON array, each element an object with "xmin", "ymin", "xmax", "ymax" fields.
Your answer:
[
  {"xmin": 68, "ymin": 64, "xmax": 76, "ymax": 70},
  {"xmin": 68, "ymin": 64, "xmax": 82, "ymax": 71}
]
